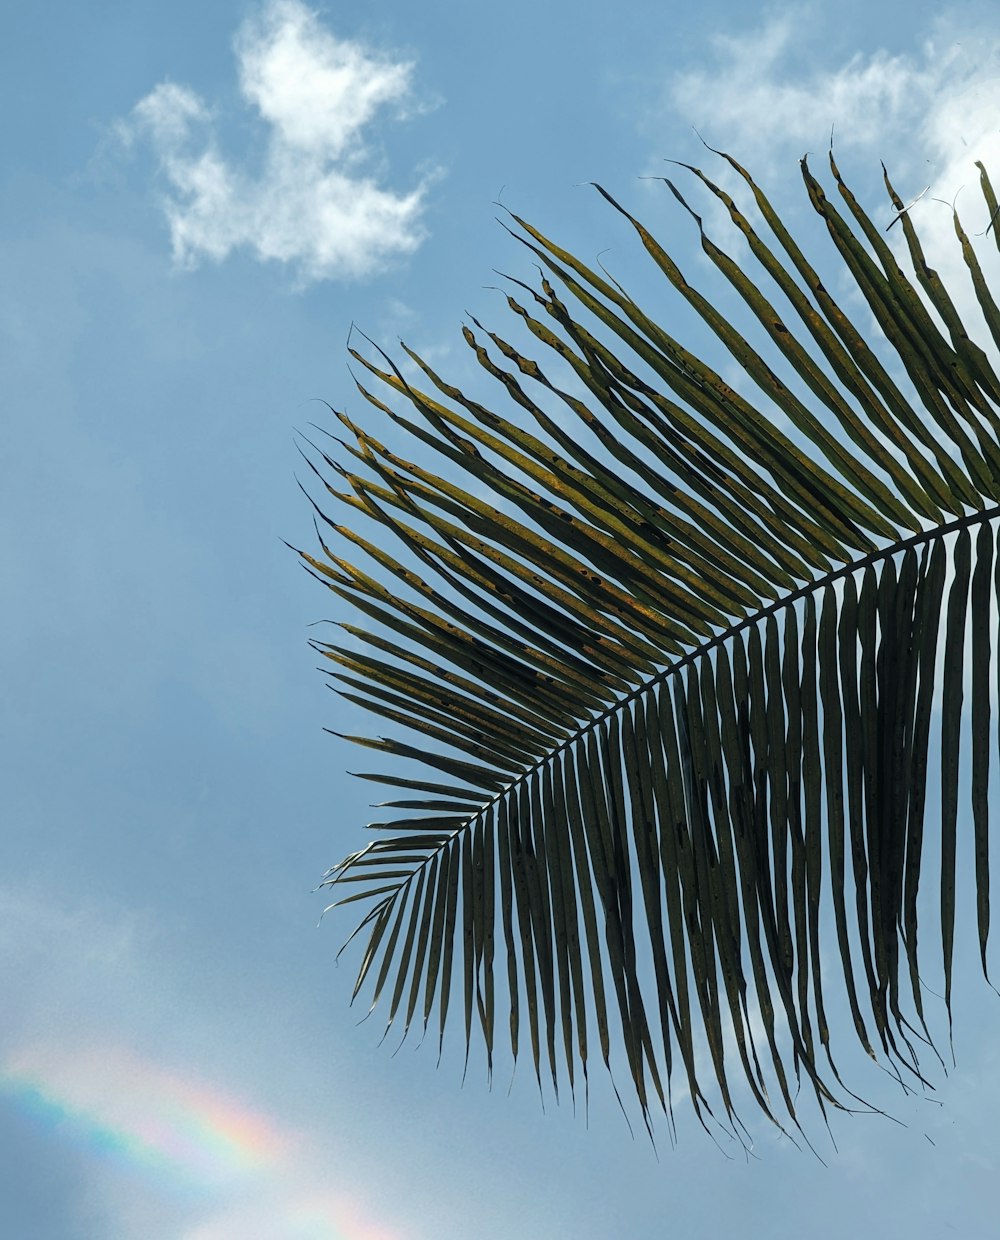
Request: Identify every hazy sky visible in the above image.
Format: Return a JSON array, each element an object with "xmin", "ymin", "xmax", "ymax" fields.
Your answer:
[{"xmin": 4, "ymin": 1, "xmax": 1000, "ymax": 1236}]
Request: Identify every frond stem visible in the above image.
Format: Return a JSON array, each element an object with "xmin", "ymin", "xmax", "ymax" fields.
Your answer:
[
  {"xmin": 337, "ymin": 499, "xmax": 1000, "ymax": 901},
  {"xmin": 484, "ymin": 501, "xmax": 1000, "ymax": 806}
]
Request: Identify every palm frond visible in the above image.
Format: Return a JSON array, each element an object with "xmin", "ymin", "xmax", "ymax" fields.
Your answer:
[{"xmin": 301, "ymin": 150, "xmax": 1000, "ymax": 1141}]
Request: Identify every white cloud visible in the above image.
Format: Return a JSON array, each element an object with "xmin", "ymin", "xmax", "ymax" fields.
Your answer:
[
  {"xmin": 661, "ymin": 6, "xmax": 1000, "ymax": 382},
  {"xmin": 667, "ymin": 7, "xmax": 1000, "ymax": 175},
  {"xmin": 670, "ymin": 10, "xmax": 932, "ymax": 162},
  {"xmin": 236, "ymin": 2, "xmax": 414, "ymax": 159},
  {"xmin": 121, "ymin": 0, "xmax": 435, "ymax": 285}
]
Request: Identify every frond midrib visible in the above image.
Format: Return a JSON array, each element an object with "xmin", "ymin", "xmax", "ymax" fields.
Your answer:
[{"xmin": 331, "ymin": 497, "xmax": 1000, "ymax": 904}]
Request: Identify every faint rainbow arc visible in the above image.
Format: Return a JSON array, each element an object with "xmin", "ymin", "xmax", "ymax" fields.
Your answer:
[{"xmin": 1, "ymin": 1043, "xmax": 401, "ymax": 1240}]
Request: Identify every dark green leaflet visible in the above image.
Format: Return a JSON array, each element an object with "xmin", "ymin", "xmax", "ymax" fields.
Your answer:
[{"xmin": 308, "ymin": 151, "xmax": 1000, "ymax": 1140}]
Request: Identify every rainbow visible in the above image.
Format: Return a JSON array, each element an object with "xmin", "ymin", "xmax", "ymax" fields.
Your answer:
[{"xmin": 1, "ymin": 1043, "xmax": 401, "ymax": 1239}]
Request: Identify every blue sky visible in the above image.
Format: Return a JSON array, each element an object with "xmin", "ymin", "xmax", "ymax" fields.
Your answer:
[{"xmin": 4, "ymin": 1, "xmax": 1000, "ymax": 1235}]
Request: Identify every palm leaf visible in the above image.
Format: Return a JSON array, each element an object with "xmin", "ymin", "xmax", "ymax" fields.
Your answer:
[{"xmin": 301, "ymin": 150, "xmax": 1000, "ymax": 1140}]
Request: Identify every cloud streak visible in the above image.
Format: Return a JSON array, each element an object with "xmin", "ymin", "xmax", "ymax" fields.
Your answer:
[
  {"xmin": 122, "ymin": 0, "xmax": 435, "ymax": 284},
  {"xmin": 662, "ymin": 6, "xmax": 1000, "ymax": 359},
  {"xmin": 668, "ymin": 7, "xmax": 1000, "ymax": 174}
]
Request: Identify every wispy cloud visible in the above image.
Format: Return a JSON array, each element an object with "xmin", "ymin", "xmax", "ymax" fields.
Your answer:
[
  {"xmin": 668, "ymin": 6, "xmax": 1000, "ymax": 178},
  {"xmin": 120, "ymin": 0, "xmax": 437, "ymax": 285},
  {"xmin": 661, "ymin": 7, "xmax": 1000, "ymax": 351},
  {"xmin": 670, "ymin": 9, "xmax": 928, "ymax": 161}
]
